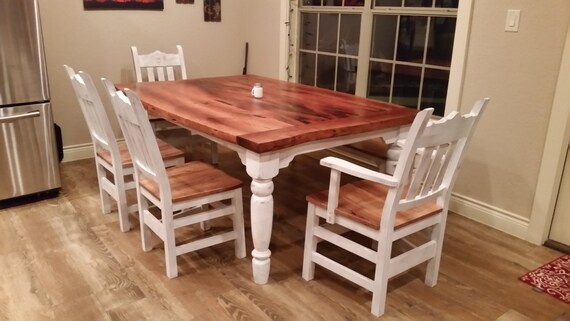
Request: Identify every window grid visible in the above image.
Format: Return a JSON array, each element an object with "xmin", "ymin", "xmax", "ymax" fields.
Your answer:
[{"xmin": 297, "ymin": 0, "xmax": 458, "ymax": 114}]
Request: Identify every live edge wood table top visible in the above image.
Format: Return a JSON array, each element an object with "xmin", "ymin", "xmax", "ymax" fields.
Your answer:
[{"xmin": 116, "ymin": 74, "xmax": 417, "ymax": 285}]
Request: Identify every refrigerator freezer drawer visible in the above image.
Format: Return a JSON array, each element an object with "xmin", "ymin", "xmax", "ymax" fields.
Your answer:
[{"xmin": 0, "ymin": 103, "xmax": 61, "ymax": 200}]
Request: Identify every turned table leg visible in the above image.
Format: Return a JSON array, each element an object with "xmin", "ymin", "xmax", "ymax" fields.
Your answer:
[
  {"xmin": 385, "ymin": 141, "xmax": 403, "ymax": 175},
  {"xmin": 250, "ymin": 178, "xmax": 274, "ymax": 284},
  {"xmin": 244, "ymin": 152, "xmax": 280, "ymax": 284}
]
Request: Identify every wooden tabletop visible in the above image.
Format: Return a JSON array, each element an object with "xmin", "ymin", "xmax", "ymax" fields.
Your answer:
[{"xmin": 116, "ymin": 75, "xmax": 417, "ymax": 153}]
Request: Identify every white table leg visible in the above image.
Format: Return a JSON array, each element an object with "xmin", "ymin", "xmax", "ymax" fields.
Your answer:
[
  {"xmin": 385, "ymin": 123, "xmax": 425, "ymax": 175},
  {"xmin": 244, "ymin": 152, "xmax": 280, "ymax": 284},
  {"xmin": 385, "ymin": 142, "xmax": 402, "ymax": 175},
  {"xmin": 250, "ymin": 178, "xmax": 274, "ymax": 284}
]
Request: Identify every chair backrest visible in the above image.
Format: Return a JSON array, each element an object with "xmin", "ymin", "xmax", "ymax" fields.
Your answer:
[
  {"xmin": 131, "ymin": 45, "xmax": 187, "ymax": 82},
  {"xmin": 389, "ymin": 98, "xmax": 489, "ymax": 218},
  {"xmin": 102, "ymin": 79, "xmax": 171, "ymax": 202},
  {"xmin": 63, "ymin": 65, "xmax": 121, "ymax": 164}
]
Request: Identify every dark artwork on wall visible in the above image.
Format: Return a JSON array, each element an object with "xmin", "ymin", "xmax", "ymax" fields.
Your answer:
[
  {"xmin": 84, "ymin": 0, "xmax": 164, "ymax": 10},
  {"xmin": 204, "ymin": 0, "xmax": 221, "ymax": 22},
  {"xmin": 176, "ymin": 0, "xmax": 194, "ymax": 3}
]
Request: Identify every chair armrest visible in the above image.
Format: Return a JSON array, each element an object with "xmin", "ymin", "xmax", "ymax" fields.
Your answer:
[{"xmin": 320, "ymin": 157, "xmax": 399, "ymax": 187}]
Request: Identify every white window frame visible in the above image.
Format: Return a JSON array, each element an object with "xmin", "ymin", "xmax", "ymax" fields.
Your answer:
[{"xmin": 282, "ymin": 0, "xmax": 474, "ymax": 114}]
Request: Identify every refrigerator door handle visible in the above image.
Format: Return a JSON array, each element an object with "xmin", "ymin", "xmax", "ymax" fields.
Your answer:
[{"xmin": 0, "ymin": 110, "xmax": 41, "ymax": 124}]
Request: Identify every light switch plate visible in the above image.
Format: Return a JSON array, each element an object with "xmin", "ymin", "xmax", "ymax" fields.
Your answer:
[{"xmin": 505, "ymin": 9, "xmax": 521, "ymax": 32}]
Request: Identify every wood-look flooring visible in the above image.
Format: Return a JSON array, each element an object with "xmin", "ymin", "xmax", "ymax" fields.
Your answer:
[{"xmin": 0, "ymin": 141, "xmax": 568, "ymax": 321}]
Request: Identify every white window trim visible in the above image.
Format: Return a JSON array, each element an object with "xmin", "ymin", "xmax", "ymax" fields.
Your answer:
[{"xmin": 445, "ymin": 0, "xmax": 473, "ymax": 112}]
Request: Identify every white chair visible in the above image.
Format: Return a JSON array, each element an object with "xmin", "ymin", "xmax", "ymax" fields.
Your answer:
[
  {"xmin": 130, "ymin": 45, "xmax": 218, "ymax": 164},
  {"xmin": 131, "ymin": 45, "xmax": 187, "ymax": 82},
  {"xmin": 63, "ymin": 65, "xmax": 185, "ymax": 232},
  {"xmin": 103, "ymin": 80, "xmax": 246, "ymax": 279},
  {"xmin": 302, "ymin": 98, "xmax": 489, "ymax": 317}
]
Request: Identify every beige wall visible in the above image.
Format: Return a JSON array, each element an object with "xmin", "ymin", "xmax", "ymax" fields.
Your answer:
[
  {"xmin": 243, "ymin": 0, "xmax": 282, "ymax": 78},
  {"xmin": 39, "ymin": 0, "xmax": 248, "ymax": 148},
  {"xmin": 456, "ymin": 0, "xmax": 570, "ymax": 222}
]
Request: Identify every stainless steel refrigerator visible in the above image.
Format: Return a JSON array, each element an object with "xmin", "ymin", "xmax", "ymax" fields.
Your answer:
[{"xmin": 0, "ymin": 0, "xmax": 61, "ymax": 202}]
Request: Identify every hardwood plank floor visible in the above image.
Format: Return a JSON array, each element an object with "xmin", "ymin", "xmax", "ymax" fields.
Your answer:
[{"xmin": 0, "ymin": 143, "xmax": 568, "ymax": 321}]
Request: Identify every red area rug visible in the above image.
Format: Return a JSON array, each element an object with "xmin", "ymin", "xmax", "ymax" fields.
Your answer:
[{"xmin": 519, "ymin": 255, "xmax": 570, "ymax": 304}]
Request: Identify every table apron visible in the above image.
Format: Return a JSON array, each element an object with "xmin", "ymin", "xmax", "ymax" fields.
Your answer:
[{"xmin": 179, "ymin": 124, "xmax": 410, "ymax": 171}]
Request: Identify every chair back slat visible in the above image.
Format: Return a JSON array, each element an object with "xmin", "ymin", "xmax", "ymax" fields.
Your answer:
[
  {"xmin": 131, "ymin": 45, "xmax": 187, "ymax": 82},
  {"xmin": 145, "ymin": 67, "xmax": 156, "ymax": 82},
  {"xmin": 415, "ymin": 144, "xmax": 449, "ymax": 198},
  {"xmin": 63, "ymin": 65, "xmax": 120, "ymax": 164}
]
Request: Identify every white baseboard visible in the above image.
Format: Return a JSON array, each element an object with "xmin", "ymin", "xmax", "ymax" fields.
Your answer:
[
  {"xmin": 450, "ymin": 193, "xmax": 529, "ymax": 240},
  {"xmin": 62, "ymin": 143, "xmax": 94, "ymax": 163}
]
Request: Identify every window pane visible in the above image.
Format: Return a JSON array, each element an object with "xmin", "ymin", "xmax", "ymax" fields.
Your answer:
[
  {"xmin": 318, "ymin": 14, "xmax": 339, "ymax": 53},
  {"xmin": 339, "ymin": 14, "xmax": 361, "ymax": 55},
  {"xmin": 345, "ymin": 0, "xmax": 365, "ymax": 6},
  {"xmin": 321, "ymin": 0, "xmax": 365, "ymax": 5},
  {"xmin": 302, "ymin": 0, "xmax": 322, "ymax": 6},
  {"xmin": 421, "ymin": 68, "xmax": 449, "ymax": 116},
  {"xmin": 299, "ymin": 52, "xmax": 316, "ymax": 86},
  {"xmin": 435, "ymin": 0, "xmax": 458, "ymax": 8},
  {"xmin": 368, "ymin": 61, "xmax": 392, "ymax": 100},
  {"xmin": 392, "ymin": 64, "xmax": 421, "ymax": 108},
  {"xmin": 316, "ymin": 54, "xmax": 336, "ymax": 90},
  {"xmin": 371, "ymin": 15, "xmax": 397, "ymax": 60},
  {"xmin": 323, "ymin": 0, "xmax": 341, "ymax": 6},
  {"xmin": 375, "ymin": 0, "xmax": 402, "ymax": 6},
  {"xmin": 404, "ymin": 0, "xmax": 433, "ymax": 7},
  {"xmin": 426, "ymin": 17, "xmax": 456, "ymax": 67},
  {"xmin": 396, "ymin": 16, "xmax": 428, "ymax": 63},
  {"xmin": 300, "ymin": 13, "xmax": 318, "ymax": 50},
  {"xmin": 338, "ymin": 14, "xmax": 360, "ymax": 95},
  {"xmin": 337, "ymin": 57, "xmax": 357, "ymax": 94}
]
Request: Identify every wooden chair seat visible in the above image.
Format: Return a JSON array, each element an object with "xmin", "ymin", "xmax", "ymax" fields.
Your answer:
[
  {"xmin": 97, "ymin": 139, "xmax": 184, "ymax": 168},
  {"xmin": 306, "ymin": 180, "xmax": 442, "ymax": 230},
  {"xmin": 140, "ymin": 161, "xmax": 243, "ymax": 203}
]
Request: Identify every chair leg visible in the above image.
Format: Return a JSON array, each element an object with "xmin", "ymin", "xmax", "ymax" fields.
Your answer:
[
  {"xmin": 302, "ymin": 203, "xmax": 319, "ymax": 281},
  {"xmin": 210, "ymin": 142, "xmax": 219, "ymax": 165},
  {"xmin": 370, "ymin": 275, "xmax": 389, "ymax": 317},
  {"xmin": 199, "ymin": 221, "xmax": 211, "ymax": 231},
  {"xmin": 185, "ymin": 131, "xmax": 194, "ymax": 157},
  {"xmin": 139, "ymin": 196, "xmax": 153, "ymax": 252},
  {"xmin": 425, "ymin": 221, "xmax": 445, "ymax": 287},
  {"xmin": 164, "ymin": 221, "xmax": 178, "ymax": 279},
  {"xmin": 197, "ymin": 204, "xmax": 211, "ymax": 231},
  {"xmin": 96, "ymin": 162, "xmax": 112, "ymax": 214},
  {"xmin": 232, "ymin": 190, "xmax": 246, "ymax": 258},
  {"xmin": 371, "ymin": 253, "xmax": 391, "ymax": 317},
  {"xmin": 115, "ymin": 176, "xmax": 130, "ymax": 233}
]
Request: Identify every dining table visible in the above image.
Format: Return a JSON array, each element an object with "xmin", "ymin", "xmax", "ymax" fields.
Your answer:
[{"xmin": 116, "ymin": 74, "xmax": 417, "ymax": 285}]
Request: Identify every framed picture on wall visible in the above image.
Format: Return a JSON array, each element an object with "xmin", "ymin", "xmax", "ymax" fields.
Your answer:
[
  {"xmin": 204, "ymin": 0, "xmax": 221, "ymax": 22},
  {"xmin": 84, "ymin": 0, "xmax": 164, "ymax": 10}
]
